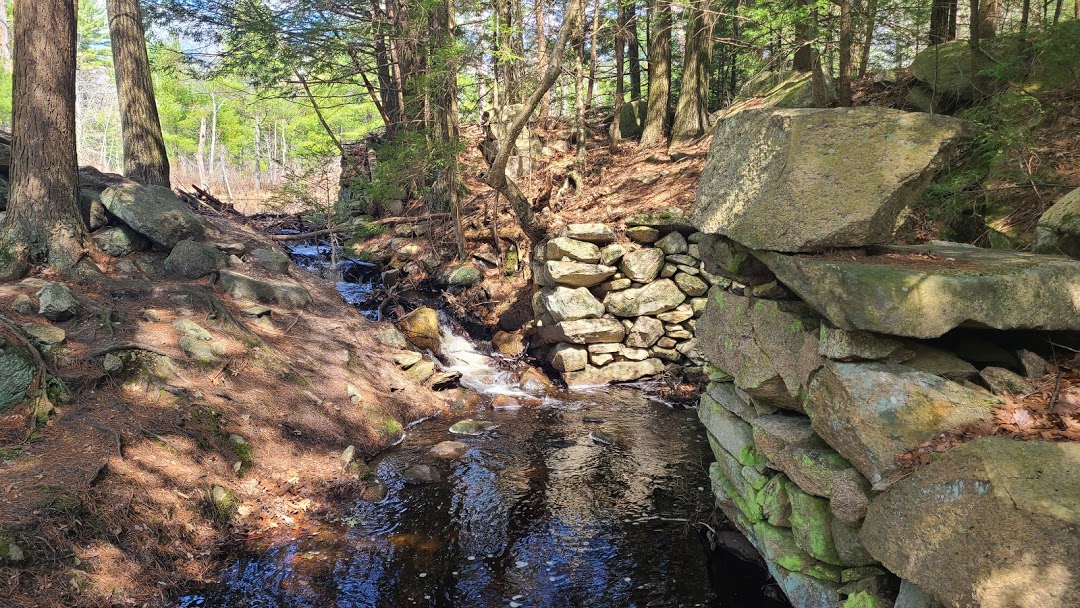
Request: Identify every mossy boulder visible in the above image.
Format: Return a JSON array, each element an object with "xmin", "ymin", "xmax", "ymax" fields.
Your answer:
[
  {"xmin": 787, "ymin": 481, "xmax": 842, "ymax": 565},
  {"xmin": 758, "ymin": 244, "xmax": 1080, "ymax": 338},
  {"xmin": 698, "ymin": 290, "xmax": 822, "ymax": 411},
  {"xmin": 1034, "ymin": 187, "xmax": 1080, "ymax": 259},
  {"xmin": 806, "ymin": 361, "xmax": 1000, "ymax": 489},
  {"xmin": 699, "ymin": 395, "xmax": 765, "ymax": 468},
  {"xmin": 434, "ymin": 263, "xmax": 483, "ymax": 287},
  {"xmin": 101, "ymin": 182, "xmax": 207, "ymax": 248},
  {"xmin": 0, "ymin": 337, "xmax": 34, "ymax": 412},
  {"xmin": 862, "ymin": 437, "xmax": 1080, "ymax": 608},
  {"xmin": 692, "ymin": 107, "xmax": 973, "ymax": 252},
  {"xmin": 753, "ymin": 521, "xmax": 844, "ymax": 582},
  {"xmin": 612, "ymin": 98, "xmax": 647, "ymax": 139},
  {"xmin": 92, "ymin": 225, "xmax": 150, "ymax": 257},
  {"xmin": 164, "ymin": 240, "xmax": 225, "ymax": 279}
]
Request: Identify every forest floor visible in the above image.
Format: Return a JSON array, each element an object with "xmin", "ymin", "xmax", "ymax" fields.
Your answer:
[{"xmin": 0, "ymin": 212, "xmax": 445, "ymax": 607}]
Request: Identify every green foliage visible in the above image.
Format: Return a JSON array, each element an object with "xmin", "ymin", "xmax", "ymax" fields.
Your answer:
[{"xmin": 77, "ymin": 0, "xmax": 112, "ymax": 70}]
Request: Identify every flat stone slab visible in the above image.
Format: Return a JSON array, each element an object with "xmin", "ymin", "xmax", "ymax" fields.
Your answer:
[
  {"xmin": 564, "ymin": 357, "xmax": 665, "ymax": 386},
  {"xmin": 758, "ymin": 244, "xmax": 1080, "ymax": 339},
  {"xmin": 217, "ymin": 270, "xmax": 312, "ymax": 309}
]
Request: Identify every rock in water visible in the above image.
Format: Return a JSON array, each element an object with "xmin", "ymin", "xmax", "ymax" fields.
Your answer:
[
  {"xmin": 448, "ymin": 419, "xmax": 498, "ymax": 436},
  {"xmin": 101, "ymin": 182, "xmax": 207, "ymax": 248},
  {"xmin": 692, "ymin": 107, "xmax": 973, "ymax": 252},
  {"xmin": 402, "ymin": 464, "xmax": 442, "ymax": 484},
  {"xmin": 429, "ymin": 441, "xmax": 469, "ymax": 459},
  {"xmin": 861, "ymin": 437, "xmax": 1080, "ymax": 608}
]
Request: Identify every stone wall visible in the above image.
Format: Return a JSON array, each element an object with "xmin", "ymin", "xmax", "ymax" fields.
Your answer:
[
  {"xmin": 527, "ymin": 213, "xmax": 714, "ymax": 386},
  {"xmin": 688, "ymin": 106, "xmax": 1080, "ymax": 608}
]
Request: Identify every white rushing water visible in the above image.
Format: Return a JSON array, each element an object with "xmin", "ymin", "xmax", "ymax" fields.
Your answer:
[{"xmin": 437, "ymin": 312, "xmax": 532, "ymax": 399}]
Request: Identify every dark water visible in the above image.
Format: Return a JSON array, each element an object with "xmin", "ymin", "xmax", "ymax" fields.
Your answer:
[
  {"xmin": 178, "ymin": 244, "xmax": 787, "ymax": 608},
  {"xmin": 180, "ymin": 384, "xmax": 729, "ymax": 608}
]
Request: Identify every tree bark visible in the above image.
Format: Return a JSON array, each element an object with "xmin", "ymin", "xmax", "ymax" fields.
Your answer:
[
  {"xmin": 837, "ymin": 0, "xmax": 854, "ymax": 106},
  {"xmin": 978, "ymin": 0, "xmax": 999, "ymax": 38},
  {"xmin": 793, "ymin": 0, "xmax": 814, "ymax": 71},
  {"xmin": 0, "ymin": 0, "xmax": 90, "ymax": 279},
  {"xmin": 536, "ymin": 0, "xmax": 550, "ymax": 123},
  {"xmin": 107, "ymin": 0, "xmax": 171, "ymax": 186},
  {"xmin": 574, "ymin": 36, "xmax": 587, "ymax": 169},
  {"xmin": 485, "ymin": 0, "xmax": 584, "ymax": 246},
  {"xmin": 196, "ymin": 116, "xmax": 207, "ymax": 188},
  {"xmin": 858, "ymin": 0, "xmax": 878, "ymax": 75},
  {"xmin": 639, "ymin": 0, "xmax": 671, "ymax": 147},
  {"xmin": 671, "ymin": 0, "xmax": 717, "ymax": 143},
  {"xmin": 627, "ymin": 0, "xmax": 642, "ymax": 100},
  {"xmin": 586, "ymin": 0, "xmax": 601, "ymax": 106},
  {"xmin": 929, "ymin": 0, "xmax": 957, "ymax": 43},
  {"xmin": 611, "ymin": 0, "xmax": 627, "ymax": 141}
]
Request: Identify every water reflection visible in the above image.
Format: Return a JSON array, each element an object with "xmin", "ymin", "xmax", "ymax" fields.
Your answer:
[{"xmin": 180, "ymin": 388, "xmax": 725, "ymax": 608}]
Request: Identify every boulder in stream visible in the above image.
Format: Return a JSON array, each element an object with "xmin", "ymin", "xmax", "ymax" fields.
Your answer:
[
  {"xmin": 429, "ymin": 441, "xmax": 469, "ymax": 459},
  {"xmin": 448, "ymin": 419, "xmax": 499, "ymax": 436},
  {"xmin": 398, "ymin": 307, "xmax": 442, "ymax": 353}
]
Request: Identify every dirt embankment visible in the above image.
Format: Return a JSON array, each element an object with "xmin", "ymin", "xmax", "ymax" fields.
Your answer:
[{"xmin": 0, "ymin": 211, "xmax": 444, "ymax": 607}]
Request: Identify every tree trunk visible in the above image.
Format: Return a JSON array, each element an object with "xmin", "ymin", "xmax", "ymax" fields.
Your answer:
[
  {"xmin": 485, "ymin": 0, "xmax": 584, "ymax": 246},
  {"xmin": 611, "ymin": 0, "xmax": 627, "ymax": 141},
  {"xmin": 431, "ymin": 0, "xmax": 464, "ymax": 258},
  {"xmin": 574, "ymin": 36, "xmax": 587, "ymax": 170},
  {"xmin": 253, "ymin": 116, "xmax": 262, "ymax": 191},
  {"xmin": 837, "ymin": 0, "xmax": 854, "ymax": 106},
  {"xmin": 208, "ymin": 93, "xmax": 218, "ymax": 183},
  {"xmin": 978, "ymin": 0, "xmax": 998, "ymax": 38},
  {"xmin": 929, "ymin": 0, "xmax": 955, "ymax": 44},
  {"xmin": 627, "ymin": 0, "xmax": 641, "ymax": 100},
  {"xmin": 586, "ymin": 0, "xmax": 601, "ymax": 107},
  {"xmin": 0, "ymin": 0, "xmax": 89, "ymax": 279},
  {"xmin": 858, "ymin": 0, "xmax": 878, "ymax": 75},
  {"xmin": 793, "ymin": 0, "xmax": 814, "ymax": 71},
  {"xmin": 671, "ymin": 0, "xmax": 717, "ymax": 143},
  {"xmin": 536, "ymin": 0, "xmax": 549, "ymax": 123},
  {"xmin": 196, "ymin": 116, "xmax": 207, "ymax": 188},
  {"xmin": 106, "ymin": 0, "xmax": 171, "ymax": 186},
  {"xmin": 639, "ymin": 0, "xmax": 671, "ymax": 147}
]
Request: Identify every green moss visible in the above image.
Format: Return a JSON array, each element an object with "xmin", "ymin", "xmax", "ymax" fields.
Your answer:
[
  {"xmin": 787, "ymin": 480, "xmax": 842, "ymax": 565},
  {"xmin": 207, "ymin": 485, "xmax": 237, "ymax": 523}
]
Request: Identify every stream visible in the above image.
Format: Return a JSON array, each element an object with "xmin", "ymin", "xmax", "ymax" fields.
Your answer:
[{"xmin": 177, "ymin": 242, "xmax": 787, "ymax": 607}]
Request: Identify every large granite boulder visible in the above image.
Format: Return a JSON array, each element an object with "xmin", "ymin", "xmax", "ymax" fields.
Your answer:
[
  {"xmin": 758, "ymin": 244, "xmax": 1080, "ymax": 339},
  {"xmin": 604, "ymin": 278, "xmax": 686, "ymax": 317},
  {"xmin": 101, "ymin": 183, "xmax": 207, "ymax": 248},
  {"xmin": 540, "ymin": 286, "xmax": 605, "ymax": 322},
  {"xmin": 692, "ymin": 107, "xmax": 972, "ymax": 252},
  {"xmin": 564, "ymin": 358, "xmax": 665, "ymax": 386},
  {"xmin": 698, "ymin": 290, "xmax": 822, "ymax": 411},
  {"xmin": 909, "ymin": 38, "xmax": 1021, "ymax": 102},
  {"xmin": 164, "ymin": 240, "xmax": 225, "ymax": 279},
  {"xmin": 713, "ymin": 70, "xmax": 837, "ymax": 124},
  {"xmin": 862, "ymin": 438, "xmax": 1080, "ymax": 608},
  {"xmin": 1033, "ymin": 187, "xmax": 1080, "ymax": 258},
  {"xmin": 806, "ymin": 362, "xmax": 1000, "ymax": 489},
  {"xmin": 92, "ymin": 225, "xmax": 150, "ymax": 257},
  {"xmin": 217, "ymin": 270, "xmax": 312, "ymax": 310}
]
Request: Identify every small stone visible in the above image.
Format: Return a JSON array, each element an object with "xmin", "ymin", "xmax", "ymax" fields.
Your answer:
[
  {"xmin": 656, "ymin": 231, "xmax": 688, "ymax": 255},
  {"xmin": 402, "ymin": 464, "xmax": 442, "ymax": 484},
  {"xmin": 626, "ymin": 226, "xmax": 660, "ymax": 244},
  {"xmin": 36, "ymin": 283, "xmax": 78, "ymax": 321},
  {"xmin": 560, "ymin": 223, "xmax": 616, "ymax": 244},
  {"xmin": 250, "ymin": 248, "xmax": 291, "ymax": 275},
  {"xmin": 979, "ymin": 366, "xmax": 1034, "ymax": 395},
  {"xmin": 590, "ymin": 352, "xmax": 615, "ymax": 366},
  {"xmin": 92, "ymin": 225, "xmax": 150, "ymax": 257},
  {"xmin": 1017, "ymin": 349, "xmax": 1048, "ymax": 379},
  {"xmin": 625, "ymin": 316, "xmax": 664, "ymax": 348},
  {"xmin": 21, "ymin": 323, "xmax": 65, "ymax": 348},
  {"xmin": 429, "ymin": 440, "xmax": 469, "ymax": 459},
  {"xmin": 340, "ymin": 445, "xmax": 357, "ymax": 469},
  {"xmin": 660, "ymin": 264, "xmax": 677, "ymax": 279},
  {"xmin": 11, "ymin": 294, "xmax": 33, "ymax": 315},
  {"xmin": 164, "ymin": 240, "xmax": 226, "ymax": 279},
  {"xmin": 599, "ymin": 244, "xmax": 627, "ymax": 266},
  {"xmin": 448, "ymin": 419, "xmax": 498, "ymax": 436},
  {"xmin": 657, "ymin": 303, "xmax": 694, "ymax": 323},
  {"xmin": 620, "ymin": 248, "xmax": 665, "ymax": 283}
]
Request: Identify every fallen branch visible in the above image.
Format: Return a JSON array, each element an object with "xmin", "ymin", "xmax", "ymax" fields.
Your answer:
[{"xmin": 270, "ymin": 214, "xmax": 452, "ymax": 241}]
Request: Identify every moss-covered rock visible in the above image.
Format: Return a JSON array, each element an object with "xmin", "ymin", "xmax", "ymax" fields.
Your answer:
[
  {"xmin": 698, "ymin": 290, "xmax": 822, "ymax": 411},
  {"xmin": 757, "ymin": 473, "xmax": 793, "ymax": 527},
  {"xmin": 753, "ymin": 521, "xmax": 843, "ymax": 582},
  {"xmin": 0, "ymin": 337, "xmax": 34, "ymax": 412},
  {"xmin": 699, "ymin": 395, "xmax": 765, "ymax": 468},
  {"xmin": 787, "ymin": 481, "xmax": 842, "ymax": 565},
  {"xmin": 398, "ymin": 307, "xmax": 441, "ymax": 353}
]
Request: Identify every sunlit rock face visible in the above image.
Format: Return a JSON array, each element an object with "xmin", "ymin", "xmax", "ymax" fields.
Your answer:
[{"xmin": 692, "ymin": 107, "xmax": 973, "ymax": 252}]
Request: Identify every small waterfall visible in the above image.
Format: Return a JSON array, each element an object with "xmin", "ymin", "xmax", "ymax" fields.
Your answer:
[{"xmin": 437, "ymin": 312, "xmax": 532, "ymax": 399}]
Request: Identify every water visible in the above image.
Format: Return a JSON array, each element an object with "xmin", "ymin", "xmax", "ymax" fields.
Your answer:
[
  {"xmin": 288, "ymin": 243, "xmax": 382, "ymax": 317},
  {"xmin": 177, "ymin": 244, "xmax": 786, "ymax": 607}
]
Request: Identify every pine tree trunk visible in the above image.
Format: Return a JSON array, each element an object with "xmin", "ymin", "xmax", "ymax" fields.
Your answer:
[
  {"xmin": 574, "ymin": 38, "xmax": 587, "ymax": 170},
  {"xmin": 837, "ymin": 0, "xmax": 854, "ymax": 106},
  {"xmin": 627, "ymin": 0, "xmax": 642, "ymax": 100},
  {"xmin": 611, "ymin": 0, "xmax": 627, "ymax": 141},
  {"xmin": 671, "ymin": 0, "xmax": 717, "ymax": 143},
  {"xmin": 107, "ymin": 0, "xmax": 171, "ymax": 186},
  {"xmin": 639, "ymin": 0, "xmax": 671, "ymax": 147},
  {"xmin": 858, "ymin": 0, "xmax": 878, "ymax": 75},
  {"xmin": 536, "ymin": 0, "xmax": 549, "ymax": 123},
  {"xmin": 978, "ymin": 0, "xmax": 998, "ymax": 38},
  {"xmin": 0, "ymin": 0, "xmax": 89, "ymax": 279},
  {"xmin": 793, "ymin": 0, "xmax": 814, "ymax": 71},
  {"xmin": 586, "ymin": 0, "xmax": 601, "ymax": 106}
]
